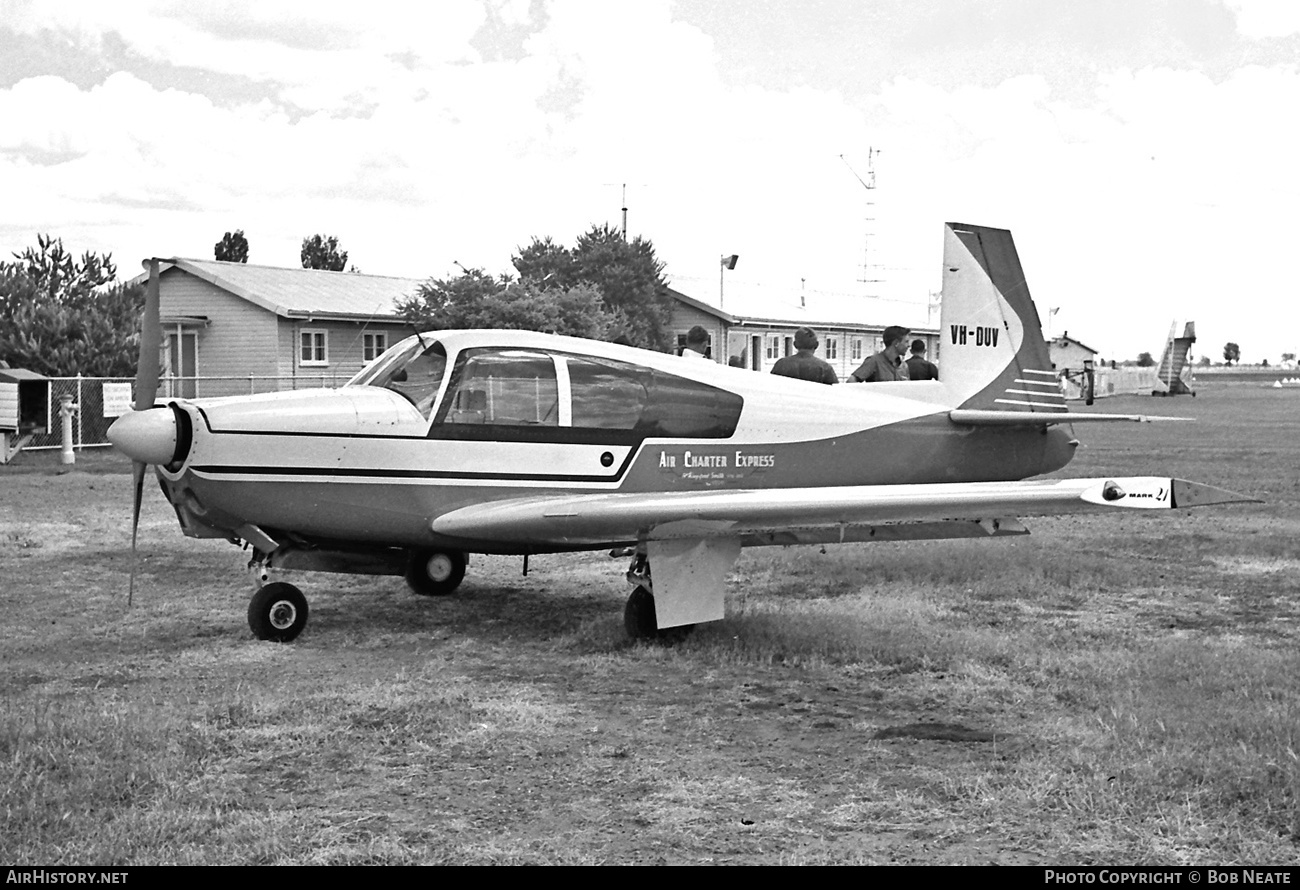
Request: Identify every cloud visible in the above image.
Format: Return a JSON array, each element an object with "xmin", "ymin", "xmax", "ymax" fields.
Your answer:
[
  {"xmin": 0, "ymin": 1, "xmax": 1295, "ymax": 359},
  {"xmin": 1224, "ymin": 0, "xmax": 1300, "ymax": 38}
]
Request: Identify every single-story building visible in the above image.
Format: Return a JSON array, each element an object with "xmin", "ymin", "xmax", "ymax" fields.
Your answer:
[
  {"xmin": 133, "ymin": 258, "xmax": 938, "ymax": 396},
  {"xmin": 1048, "ymin": 332, "xmax": 1099, "ymax": 372},
  {"xmin": 132, "ymin": 259, "xmax": 423, "ymax": 398},
  {"xmin": 667, "ymin": 286, "xmax": 938, "ymax": 380}
]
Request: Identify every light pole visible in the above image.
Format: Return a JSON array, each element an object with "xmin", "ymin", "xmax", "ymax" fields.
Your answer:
[{"xmin": 719, "ymin": 254, "xmax": 738, "ymax": 308}]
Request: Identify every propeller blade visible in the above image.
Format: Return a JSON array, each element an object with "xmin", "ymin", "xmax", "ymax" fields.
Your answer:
[
  {"xmin": 129, "ymin": 459, "xmax": 146, "ymax": 608},
  {"xmin": 135, "ymin": 258, "xmax": 162, "ymax": 411},
  {"xmin": 127, "ymin": 257, "xmax": 163, "ymax": 606}
]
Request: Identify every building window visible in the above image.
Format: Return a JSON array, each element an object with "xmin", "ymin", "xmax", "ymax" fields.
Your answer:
[
  {"xmin": 300, "ymin": 329, "xmax": 328, "ymax": 366},
  {"xmin": 851, "ymin": 339, "xmax": 863, "ymax": 361},
  {"xmin": 765, "ymin": 336, "xmax": 779, "ymax": 360},
  {"xmin": 825, "ymin": 337, "xmax": 838, "ymax": 360},
  {"xmin": 363, "ymin": 332, "xmax": 388, "ymax": 363}
]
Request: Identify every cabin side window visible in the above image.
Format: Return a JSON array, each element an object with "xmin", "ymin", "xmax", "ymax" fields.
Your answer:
[
  {"xmin": 639, "ymin": 370, "xmax": 743, "ymax": 438},
  {"xmin": 437, "ymin": 349, "xmax": 560, "ymax": 427},
  {"xmin": 564, "ymin": 356, "xmax": 649, "ymax": 430}
]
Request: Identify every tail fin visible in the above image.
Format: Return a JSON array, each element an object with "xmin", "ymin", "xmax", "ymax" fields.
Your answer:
[{"xmin": 938, "ymin": 223, "xmax": 1065, "ymax": 414}]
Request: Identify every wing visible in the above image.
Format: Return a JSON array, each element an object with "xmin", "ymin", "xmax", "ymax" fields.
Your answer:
[{"xmin": 431, "ymin": 477, "xmax": 1253, "ymax": 549}]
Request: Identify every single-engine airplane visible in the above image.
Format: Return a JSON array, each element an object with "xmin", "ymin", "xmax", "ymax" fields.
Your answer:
[{"xmin": 109, "ymin": 223, "xmax": 1251, "ymax": 642}]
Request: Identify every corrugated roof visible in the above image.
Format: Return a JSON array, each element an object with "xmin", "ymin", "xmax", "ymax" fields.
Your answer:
[{"xmin": 133, "ymin": 258, "xmax": 424, "ymax": 320}]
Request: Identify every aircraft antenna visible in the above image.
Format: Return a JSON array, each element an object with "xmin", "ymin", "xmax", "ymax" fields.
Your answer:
[{"xmin": 840, "ymin": 149, "xmax": 884, "ymax": 298}]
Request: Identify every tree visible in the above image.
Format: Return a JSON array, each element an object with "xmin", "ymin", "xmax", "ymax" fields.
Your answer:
[
  {"xmin": 397, "ymin": 268, "xmax": 612, "ymax": 340},
  {"xmin": 1198, "ymin": 356, "xmax": 1212, "ymax": 367},
  {"xmin": 1223, "ymin": 342, "xmax": 1240, "ymax": 365},
  {"xmin": 214, "ymin": 230, "xmax": 249, "ymax": 263},
  {"xmin": 572, "ymin": 224, "xmax": 674, "ymax": 351},
  {"xmin": 512, "ymin": 224, "xmax": 674, "ymax": 350},
  {"xmin": 301, "ymin": 234, "xmax": 348, "ymax": 271},
  {"xmin": 1136, "ymin": 351, "xmax": 1155, "ymax": 367},
  {"xmin": 0, "ymin": 234, "xmax": 144, "ymax": 377},
  {"xmin": 511, "ymin": 236, "xmax": 578, "ymax": 290}
]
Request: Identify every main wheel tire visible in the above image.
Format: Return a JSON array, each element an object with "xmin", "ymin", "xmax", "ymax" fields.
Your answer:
[
  {"xmin": 248, "ymin": 582, "xmax": 309, "ymax": 642},
  {"xmin": 624, "ymin": 586, "xmax": 658, "ymax": 639},
  {"xmin": 405, "ymin": 548, "xmax": 467, "ymax": 596},
  {"xmin": 623, "ymin": 586, "xmax": 695, "ymax": 644}
]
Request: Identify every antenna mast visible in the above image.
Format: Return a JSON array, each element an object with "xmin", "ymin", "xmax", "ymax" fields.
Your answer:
[{"xmin": 840, "ymin": 149, "xmax": 883, "ymax": 297}]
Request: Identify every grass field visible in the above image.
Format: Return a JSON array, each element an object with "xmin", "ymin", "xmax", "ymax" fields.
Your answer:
[{"xmin": 2, "ymin": 382, "xmax": 1298, "ymax": 864}]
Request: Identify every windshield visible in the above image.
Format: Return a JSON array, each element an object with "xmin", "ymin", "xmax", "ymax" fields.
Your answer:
[{"xmin": 349, "ymin": 334, "xmax": 448, "ymax": 419}]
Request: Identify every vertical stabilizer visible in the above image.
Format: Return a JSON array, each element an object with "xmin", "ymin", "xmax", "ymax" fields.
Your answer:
[{"xmin": 938, "ymin": 223, "xmax": 1064, "ymax": 413}]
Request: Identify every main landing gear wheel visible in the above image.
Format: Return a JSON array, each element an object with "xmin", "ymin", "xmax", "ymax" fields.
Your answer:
[
  {"xmin": 623, "ymin": 586, "xmax": 694, "ymax": 644},
  {"xmin": 405, "ymin": 548, "xmax": 467, "ymax": 596},
  {"xmin": 248, "ymin": 582, "xmax": 309, "ymax": 642}
]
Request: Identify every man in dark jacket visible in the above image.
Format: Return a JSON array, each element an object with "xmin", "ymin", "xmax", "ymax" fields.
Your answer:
[
  {"xmin": 905, "ymin": 339, "xmax": 939, "ymax": 380},
  {"xmin": 770, "ymin": 327, "xmax": 838, "ymax": 384}
]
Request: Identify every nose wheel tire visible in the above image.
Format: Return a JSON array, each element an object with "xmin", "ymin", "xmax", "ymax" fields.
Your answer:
[
  {"xmin": 405, "ymin": 548, "xmax": 467, "ymax": 596},
  {"xmin": 248, "ymin": 582, "xmax": 309, "ymax": 642}
]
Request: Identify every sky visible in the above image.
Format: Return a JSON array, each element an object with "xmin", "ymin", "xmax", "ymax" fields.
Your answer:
[{"xmin": 1, "ymin": 0, "xmax": 1297, "ymax": 363}]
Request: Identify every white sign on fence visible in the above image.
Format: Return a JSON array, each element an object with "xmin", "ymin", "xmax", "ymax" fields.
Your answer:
[{"xmin": 102, "ymin": 382, "xmax": 133, "ymax": 417}]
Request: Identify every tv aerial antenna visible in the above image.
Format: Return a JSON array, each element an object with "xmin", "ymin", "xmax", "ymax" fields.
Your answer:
[{"xmin": 840, "ymin": 149, "xmax": 884, "ymax": 297}]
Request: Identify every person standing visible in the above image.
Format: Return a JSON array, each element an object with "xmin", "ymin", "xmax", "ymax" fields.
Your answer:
[
  {"xmin": 770, "ymin": 327, "xmax": 838, "ymax": 384},
  {"xmin": 905, "ymin": 339, "xmax": 939, "ymax": 380},
  {"xmin": 681, "ymin": 325, "xmax": 711, "ymax": 359},
  {"xmin": 849, "ymin": 325, "xmax": 911, "ymax": 382}
]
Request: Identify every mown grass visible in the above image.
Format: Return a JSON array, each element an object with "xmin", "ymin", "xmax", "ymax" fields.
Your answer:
[{"xmin": 2, "ymin": 383, "xmax": 1298, "ymax": 863}]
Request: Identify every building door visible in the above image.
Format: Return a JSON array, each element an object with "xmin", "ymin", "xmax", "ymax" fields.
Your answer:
[
  {"xmin": 751, "ymin": 335, "xmax": 762, "ymax": 371},
  {"xmin": 166, "ymin": 331, "xmax": 198, "ymax": 399}
]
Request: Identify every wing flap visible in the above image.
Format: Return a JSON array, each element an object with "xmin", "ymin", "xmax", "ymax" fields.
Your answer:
[{"xmin": 430, "ymin": 477, "xmax": 1253, "ymax": 547}]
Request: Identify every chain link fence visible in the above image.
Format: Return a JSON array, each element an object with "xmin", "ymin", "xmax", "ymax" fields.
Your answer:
[{"xmin": 24, "ymin": 375, "xmax": 347, "ymax": 452}]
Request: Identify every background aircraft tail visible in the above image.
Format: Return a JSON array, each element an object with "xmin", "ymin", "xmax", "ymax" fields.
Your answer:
[{"xmin": 937, "ymin": 223, "xmax": 1064, "ymax": 414}]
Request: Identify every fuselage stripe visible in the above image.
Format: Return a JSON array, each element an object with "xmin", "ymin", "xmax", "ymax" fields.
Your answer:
[{"xmin": 191, "ymin": 464, "xmax": 625, "ymax": 483}]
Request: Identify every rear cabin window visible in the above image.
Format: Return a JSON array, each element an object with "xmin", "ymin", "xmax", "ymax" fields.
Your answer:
[{"xmin": 434, "ymin": 348, "xmax": 742, "ymax": 440}]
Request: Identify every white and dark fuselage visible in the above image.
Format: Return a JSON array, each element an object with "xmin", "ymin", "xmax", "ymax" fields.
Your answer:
[{"xmin": 150, "ymin": 341, "xmax": 1078, "ymax": 556}]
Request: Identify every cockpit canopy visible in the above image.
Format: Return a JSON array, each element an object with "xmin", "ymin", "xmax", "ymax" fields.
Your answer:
[{"xmin": 350, "ymin": 334, "xmax": 743, "ymax": 440}]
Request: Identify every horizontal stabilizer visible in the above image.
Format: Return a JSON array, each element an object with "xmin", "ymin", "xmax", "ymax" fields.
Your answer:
[{"xmin": 949, "ymin": 409, "xmax": 1193, "ymax": 427}]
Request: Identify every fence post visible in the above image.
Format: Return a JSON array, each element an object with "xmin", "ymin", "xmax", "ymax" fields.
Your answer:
[{"xmin": 76, "ymin": 375, "xmax": 84, "ymax": 450}]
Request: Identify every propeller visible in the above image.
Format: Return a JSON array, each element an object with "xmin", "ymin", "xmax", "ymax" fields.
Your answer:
[{"xmin": 129, "ymin": 258, "xmax": 162, "ymax": 606}]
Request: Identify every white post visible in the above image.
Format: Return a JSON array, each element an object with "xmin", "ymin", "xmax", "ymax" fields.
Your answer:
[{"xmin": 59, "ymin": 394, "xmax": 78, "ymax": 465}]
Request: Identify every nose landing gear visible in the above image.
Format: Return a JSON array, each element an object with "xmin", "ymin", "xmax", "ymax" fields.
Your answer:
[{"xmin": 247, "ymin": 582, "xmax": 309, "ymax": 642}]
